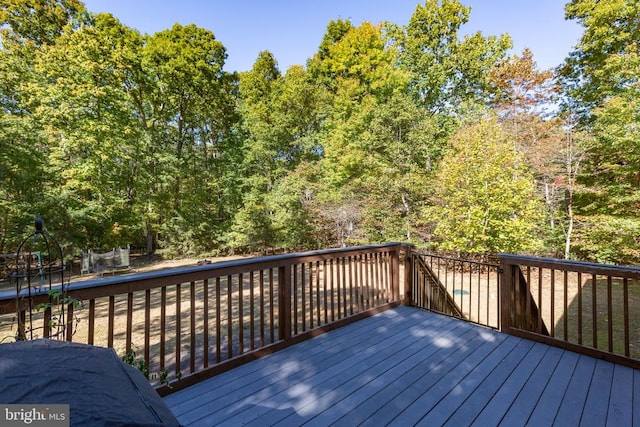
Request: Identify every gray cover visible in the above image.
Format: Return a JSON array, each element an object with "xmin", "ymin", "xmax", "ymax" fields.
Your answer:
[{"xmin": 0, "ymin": 339, "xmax": 181, "ymax": 426}]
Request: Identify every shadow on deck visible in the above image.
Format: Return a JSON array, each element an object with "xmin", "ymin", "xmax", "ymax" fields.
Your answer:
[{"xmin": 164, "ymin": 306, "xmax": 639, "ymax": 426}]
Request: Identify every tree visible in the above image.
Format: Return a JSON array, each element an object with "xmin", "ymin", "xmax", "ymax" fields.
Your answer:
[
  {"xmin": 29, "ymin": 13, "xmax": 147, "ymax": 248},
  {"xmin": 572, "ymin": 52, "xmax": 640, "ymax": 263},
  {"xmin": 429, "ymin": 117, "xmax": 543, "ymax": 256},
  {"xmin": 560, "ymin": 0, "xmax": 640, "ymax": 118},
  {"xmin": 397, "ymin": 0, "xmax": 512, "ymax": 114},
  {"xmin": 0, "ymin": 0, "xmax": 86, "ymax": 46},
  {"xmin": 560, "ymin": 0, "xmax": 640, "ymax": 263},
  {"xmin": 489, "ymin": 48, "xmax": 583, "ymax": 258},
  {"xmin": 0, "ymin": 0, "xmax": 87, "ymax": 252},
  {"xmin": 231, "ymin": 53, "xmax": 326, "ymax": 251},
  {"xmin": 142, "ymin": 23, "xmax": 238, "ymax": 254},
  {"xmin": 308, "ymin": 21, "xmax": 431, "ymax": 245}
]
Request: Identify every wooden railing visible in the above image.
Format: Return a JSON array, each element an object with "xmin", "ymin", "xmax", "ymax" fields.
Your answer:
[
  {"xmin": 408, "ymin": 252, "xmax": 501, "ymax": 329},
  {"xmin": 0, "ymin": 243, "xmax": 407, "ymax": 395},
  {"xmin": 500, "ymin": 254, "xmax": 640, "ymax": 369},
  {"xmin": 3, "ymin": 243, "xmax": 639, "ymax": 392}
]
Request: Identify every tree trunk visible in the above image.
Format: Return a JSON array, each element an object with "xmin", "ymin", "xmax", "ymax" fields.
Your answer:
[{"xmin": 564, "ymin": 201, "xmax": 573, "ymax": 260}]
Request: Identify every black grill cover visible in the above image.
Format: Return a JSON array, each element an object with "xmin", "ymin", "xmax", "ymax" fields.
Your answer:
[{"xmin": 0, "ymin": 339, "xmax": 181, "ymax": 426}]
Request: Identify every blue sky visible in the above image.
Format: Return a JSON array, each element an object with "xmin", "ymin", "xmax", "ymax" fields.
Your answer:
[{"xmin": 82, "ymin": 0, "xmax": 583, "ymax": 73}]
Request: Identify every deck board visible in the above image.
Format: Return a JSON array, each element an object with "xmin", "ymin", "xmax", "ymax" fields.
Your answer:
[
  {"xmin": 164, "ymin": 306, "xmax": 639, "ymax": 426},
  {"xmin": 526, "ymin": 350, "xmax": 580, "ymax": 425}
]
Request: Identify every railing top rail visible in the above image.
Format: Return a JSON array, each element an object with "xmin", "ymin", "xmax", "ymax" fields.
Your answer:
[
  {"xmin": 499, "ymin": 253, "xmax": 640, "ymax": 278},
  {"xmin": 0, "ymin": 243, "xmax": 407, "ymax": 303}
]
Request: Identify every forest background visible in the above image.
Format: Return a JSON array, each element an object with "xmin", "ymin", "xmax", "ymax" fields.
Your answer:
[{"xmin": 0, "ymin": 0, "xmax": 638, "ymax": 265}]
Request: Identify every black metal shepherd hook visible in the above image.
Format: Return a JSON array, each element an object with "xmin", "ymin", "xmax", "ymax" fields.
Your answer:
[{"xmin": 12, "ymin": 218, "xmax": 68, "ymax": 340}]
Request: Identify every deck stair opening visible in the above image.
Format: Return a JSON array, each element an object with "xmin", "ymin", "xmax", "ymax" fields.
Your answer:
[{"xmin": 412, "ymin": 253, "xmax": 464, "ymax": 318}]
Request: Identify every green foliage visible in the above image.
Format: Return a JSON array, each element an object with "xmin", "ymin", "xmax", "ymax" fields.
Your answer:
[
  {"xmin": 0, "ymin": 0, "xmax": 87, "ymax": 46},
  {"xmin": 561, "ymin": 0, "xmax": 640, "ymax": 117},
  {"xmin": 397, "ymin": 0, "xmax": 512, "ymax": 114},
  {"xmin": 572, "ymin": 216, "xmax": 640, "ymax": 264},
  {"xmin": 429, "ymin": 117, "xmax": 543, "ymax": 255},
  {"xmin": 572, "ymin": 51, "xmax": 640, "ymax": 263},
  {"xmin": 1, "ymin": 0, "xmax": 639, "ymax": 265}
]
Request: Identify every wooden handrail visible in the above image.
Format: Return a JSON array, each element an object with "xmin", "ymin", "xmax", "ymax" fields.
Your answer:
[
  {"xmin": 500, "ymin": 253, "xmax": 640, "ymax": 370},
  {"xmin": 0, "ymin": 243, "xmax": 408, "ymax": 395}
]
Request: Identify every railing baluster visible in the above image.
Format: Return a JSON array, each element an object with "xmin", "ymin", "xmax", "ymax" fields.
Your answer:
[
  {"xmin": 316, "ymin": 261, "xmax": 321, "ymax": 325},
  {"xmin": 238, "ymin": 273, "xmax": 244, "ymax": 355},
  {"xmin": 259, "ymin": 270, "xmax": 265, "ymax": 347},
  {"xmin": 342, "ymin": 257, "xmax": 348, "ymax": 318},
  {"xmin": 144, "ymin": 289, "xmax": 150, "ymax": 371},
  {"xmin": 577, "ymin": 272, "xmax": 583, "ymax": 345},
  {"xmin": 364, "ymin": 254, "xmax": 370, "ymax": 309},
  {"xmin": 623, "ymin": 278, "xmax": 629, "ymax": 357},
  {"xmin": 216, "ymin": 277, "xmax": 221, "ymax": 363},
  {"xmin": 160, "ymin": 287, "xmax": 166, "ymax": 371},
  {"xmin": 301, "ymin": 264, "xmax": 307, "ymax": 332},
  {"xmin": 550, "ymin": 269, "xmax": 555, "ymax": 337},
  {"xmin": 476, "ymin": 266, "xmax": 481, "ymax": 324},
  {"xmin": 190, "ymin": 281, "xmax": 196, "ymax": 373},
  {"xmin": 329, "ymin": 259, "xmax": 335, "ymax": 322},
  {"xmin": 369, "ymin": 253, "xmax": 376, "ymax": 307},
  {"xmin": 359, "ymin": 254, "xmax": 365, "ymax": 310},
  {"xmin": 607, "ymin": 276, "xmax": 613, "ymax": 353},
  {"xmin": 269, "ymin": 269, "xmax": 274, "ymax": 344},
  {"xmin": 514, "ymin": 266, "xmax": 521, "ymax": 328},
  {"xmin": 126, "ymin": 292, "xmax": 133, "ymax": 354},
  {"xmin": 227, "ymin": 275, "xmax": 233, "ymax": 359},
  {"xmin": 88, "ymin": 299, "xmax": 95, "ymax": 345},
  {"xmin": 347, "ymin": 256, "xmax": 353, "ymax": 315},
  {"xmin": 485, "ymin": 267, "xmax": 490, "ymax": 326},
  {"xmin": 467, "ymin": 262, "xmax": 472, "ymax": 321},
  {"xmin": 41, "ymin": 306, "xmax": 50, "ymax": 338},
  {"xmin": 525, "ymin": 266, "xmax": 531, "ymax": 331},
  {"xmin": 203, "ymin": 279, "xmax": 209, "ymax": 368},
  {"xmin": 336, "ymin": 259, "xmax": 342, "ymax": 319},
  {"xmin": 592, "ymin": 273, "xmax": 597, "ymax": 349},
  {"xmin": 176, "ymin": 283, "xmax": 181, "ymax": 376},
  {"xmin": 323, "ymin": 260, "xmax": 328, "ymax": 324},
  {"xmin": 537, "ymin": 267, "xmax": 543, "ymax": 335},
  {"xmin": 293, "ymin": 265, "xmax": 298, "ymax": 334},
  {"xmin": 563, "ymin": 271, "xmax": 568, "ymax": 341},
  {"xmin": 278, "ymin": 265, "xmax": 291, "ymax": 341},
  {"xmin": 66, "ymin": 302, "xmax": 74, "ymax": 342},
  {"xmin": 452, "ymin": 260, "xmax": 457, "ymax": 312},
  {"xmin": 308, "ymin": 262, "xmax": 314, "ymax": 328},
  {"xmin": 249, "ymin": 272, "xmax": 255, "ymax": 350},
  {"xmin": 374, "ymin": 253, "xmax": 381, "ymax": 305},
  {"xmin": 107, "ymin": 295, "xmax": 115, "ymax": 348}
]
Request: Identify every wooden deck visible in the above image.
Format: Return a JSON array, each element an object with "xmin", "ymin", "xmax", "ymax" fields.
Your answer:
[{"xmin": 164, "ymin": 306, "xmax": 640, "ymax": 426}]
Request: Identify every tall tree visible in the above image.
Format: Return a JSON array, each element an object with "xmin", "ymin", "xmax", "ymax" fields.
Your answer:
[
  {"xmin": 489, "ymin": 49, "xmax": 583, "ymax": 258},
  {"xmin": 397, "ymin": 0, "xmax": 512, "ymax": 115},
  {"xmin": 561, "ymin": 0, "xmax": 640, "ymax": 118},
  {"xmin": 309, "ymin": 21, "xmax": 424, "ymax": 245},
  {"xmin": 0, "ymin": 0, "xmax": 87, "ymax": 252},
  {"xmin": 429, "ymin": 117, "xmax": 543, "ymax": 256},
  {"xmin": 30, "ymin": 13, "xmax": 146, "ymax": 248},
  {"xmin": 560, "ymin": 0, "xmax": 640, "ymax": 263},
  {"xmin": 231, "ymin": 52, "xmax": 325, "ymax": 251},
  {"xmin": 572, "ymin": 51, "xmax": 640, "ymax": 263},
  {"xmin": 142, "ymin": 23, "xmax": 238, "ymax": 254}
]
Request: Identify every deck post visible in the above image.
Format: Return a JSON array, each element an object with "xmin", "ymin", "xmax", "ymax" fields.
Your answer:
[
  {"xmin": 499, "ymin": 256, "xmax": 512, "ymax": 333},
  {"xmin": 278, "ymin": 265, "xmax": 292, "ymax": 341},
  {"xmin": 391, "ymin": 246, "xmax": 400, "ymax": 303},
  {"xmin": 402, "ymin": 244, "xmax": 413, "ymax": 305}
]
